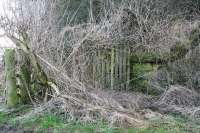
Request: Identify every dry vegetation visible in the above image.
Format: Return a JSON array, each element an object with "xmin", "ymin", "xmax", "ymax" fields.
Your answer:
[{"xmin": 0, "ymin": 0, "xmax": 200, "ymax": 129}]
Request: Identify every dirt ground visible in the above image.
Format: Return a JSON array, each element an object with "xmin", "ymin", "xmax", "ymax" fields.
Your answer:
[{"xmin": 0, "ymin": 124, "xmax": 25, "ymax": 133}]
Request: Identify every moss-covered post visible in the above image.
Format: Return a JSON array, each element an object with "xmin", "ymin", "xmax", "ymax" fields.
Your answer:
[{"xmin": 5, "ymin": 49, "xmax": 19, "ymax": 108}]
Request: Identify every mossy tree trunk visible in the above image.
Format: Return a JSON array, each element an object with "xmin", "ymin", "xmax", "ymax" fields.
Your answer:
[{"xmin": 5, "ymin": 49, "xmax": 19, "ymax": 108}]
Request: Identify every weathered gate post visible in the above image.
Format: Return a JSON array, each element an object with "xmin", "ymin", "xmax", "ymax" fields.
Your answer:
[{"xmin": 5, "ymin": 49, "xmax": 19, "ymax": 107}]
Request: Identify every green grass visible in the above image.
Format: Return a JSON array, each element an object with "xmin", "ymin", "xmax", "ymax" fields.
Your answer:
[
  {"xmin": 20, "ymin": 114, "xmax": 66, "ymax": 132},
  {"xmin": 0, "ymin": 105, "xmax": 199, "ymax": 133},
  {"xmin": 0, "ymin": 112, "xmax": 8, "ymax": 124}
]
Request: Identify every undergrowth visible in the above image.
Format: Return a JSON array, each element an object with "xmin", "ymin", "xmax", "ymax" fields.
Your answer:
[{"xmin": 0, "ymin": 105, "xmax": 199, "ymax": 133}]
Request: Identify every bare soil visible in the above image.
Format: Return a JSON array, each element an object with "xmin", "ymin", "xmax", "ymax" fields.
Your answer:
[{"xmin": 0, "ymin": 124, "xmax": 25, "ymax": 133}]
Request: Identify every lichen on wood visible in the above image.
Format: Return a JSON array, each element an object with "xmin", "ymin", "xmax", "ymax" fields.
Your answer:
[{"xmin": 5, "ymin": 49, "xmax": 19, "ymax": 108}]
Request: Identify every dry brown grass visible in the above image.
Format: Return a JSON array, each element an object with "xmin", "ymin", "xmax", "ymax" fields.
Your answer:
[{"xmin": 0, "ymin": 0, "xmax": 200, "ymax": 128}]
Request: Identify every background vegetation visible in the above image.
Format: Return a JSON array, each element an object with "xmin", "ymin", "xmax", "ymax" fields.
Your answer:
[{"xmin": 0, "ymin": 0, "xmax": 199, "ymax": 132}]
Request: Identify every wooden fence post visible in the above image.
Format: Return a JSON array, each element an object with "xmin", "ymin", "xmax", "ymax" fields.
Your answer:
[{"xmin": 5, "ymin": 49, "xmax": 19, "ymax": 108}]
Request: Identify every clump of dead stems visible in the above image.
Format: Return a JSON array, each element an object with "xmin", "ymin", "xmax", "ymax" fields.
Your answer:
[{"xmin": 1, "ymin": 0, "xmax": 200, "ymax": 128}]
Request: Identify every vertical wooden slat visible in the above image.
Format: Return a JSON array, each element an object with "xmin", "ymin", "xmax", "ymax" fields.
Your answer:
[
  {"xmin": 97, "ymin": 47, "xmax": 101, "ymax": 88},
  {"xmin": 126, "ymin": 47, "xmax": 131, "ymax": 90},
  {"xmin": 105, "ymin": 53, "xmax": 107, "ymax": 88},
  {"xmin": 93, "ymin": 49, "xmax": 96, "ymax": 88},
  {"xmin": 123, "ymin": 47, "xmax": 127, "ymax": 90},
  {"xmin": 95, "ymin": 48, "xmax": 98, "ymax": 88},
  {"xmin": 115, "ymin": 48, "xmax": 118, "ymax": 89},
  {"xmin": 106, "ymin": 51, "xmax": 111, "ymax": 88},
  {"xmin": 101, "ymin": 50, "xmax": 106, "ymax": 89},
  {"xmin": 120, "ymin": 47, "xmax": 123, "ymax": 90},
  {"xmin": 111, "ymin": 47, "xmax": 115, "ymax": 90},
  {"xmin": 119, "ymin": 47, "xmax": 123, "ymax": 90},
  {"xmin": 91, "ymin": 46, "xmax": 131, "ymax": 91}
]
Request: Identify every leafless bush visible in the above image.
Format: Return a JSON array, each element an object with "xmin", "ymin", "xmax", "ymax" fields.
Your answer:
[
  {"xmin": 0, "ymin": 0, "xmax": 155, "ymax": 127},
  {"xmin": 159, "ymin": 85, "xmax": 199, "ymax": 107},
  {"xmin": 145, "ymin": 85, "xmax": 200, "ymax": 120},
  {"xmin": 0, "ymin": 0, "xmax": 200, "ymax": 127}
]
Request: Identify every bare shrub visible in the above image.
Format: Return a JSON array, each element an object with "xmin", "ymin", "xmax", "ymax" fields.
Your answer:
[
  {"xmin": 0, "ymin": 0, "xmax": 156, "ymax": 127},
  {"xmin": 0, "ymin": 0, "xmax": 200, "ymax": 127},
  {"xmin": 159, "ymin": 85, "xmax": 199, "ymax": 107},
  {"xmin": 149, "ymin": 85, "xmax": 200, "ymax": 118}
]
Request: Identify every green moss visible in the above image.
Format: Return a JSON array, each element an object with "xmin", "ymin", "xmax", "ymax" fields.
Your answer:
[
  {"xmin": 130, "ymin": 63, "xmax": 158, "ymax": 94},
  {"xmin": 169, "ymin": 44, "xmax": 188, "ymax": 61},
  {"xmin": 5, "ymin": 49, "xmax": 19, "ymax": 108},
  {"xmin": 130, "ymin": 52, "xmax": 165, "ymax": 64}
]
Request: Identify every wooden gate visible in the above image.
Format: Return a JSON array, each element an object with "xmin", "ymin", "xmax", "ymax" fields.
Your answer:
[{"xmin": 90, "ymin": 46, "xmax": 131, "ymax": 90}]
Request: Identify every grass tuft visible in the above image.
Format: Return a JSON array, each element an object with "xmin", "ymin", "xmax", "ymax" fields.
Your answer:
[{"xmin": 0, "ymin": 105, "xmax": 200, "ymax": 132}]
